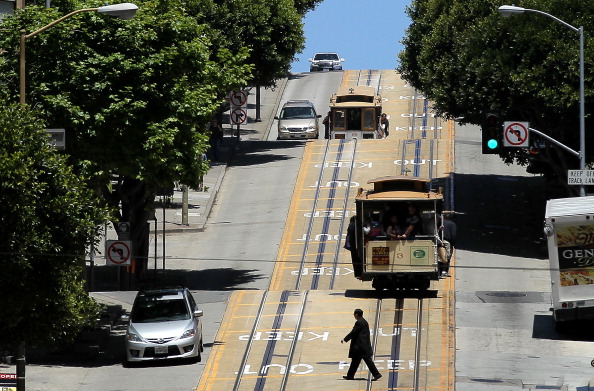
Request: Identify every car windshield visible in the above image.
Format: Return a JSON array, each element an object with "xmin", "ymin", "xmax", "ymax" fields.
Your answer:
[
  {"xmin": 314, "ymin": 53, "xmax": 339, "ymax": 61},
  {"xmin": 281, "ymin": 106, "xmax": 315, "ymax": 119},
  {"xmin": 131, "ymin": 297, "xmax": 190, "ymax": 323}
]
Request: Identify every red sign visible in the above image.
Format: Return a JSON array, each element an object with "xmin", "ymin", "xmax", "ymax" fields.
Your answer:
[
  {"xmin": 231, "ymin": 108, "xmax": 247, "ymax": 125},
  {"xmin": 503, "ymin": 121, "xmax": 529, "ymax": 147},
  {"xmin": 106, "ymin": 240, "xmax": 131, "ymax": 265},
  {"xmin": 230, "ymin": 91, "xmax": 247, "ymax": 107}
]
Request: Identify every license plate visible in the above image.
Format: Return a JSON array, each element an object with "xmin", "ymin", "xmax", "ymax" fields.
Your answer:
[{"xmin": 155, "ymin": 346, "xmax": 168, "ymax": 354}]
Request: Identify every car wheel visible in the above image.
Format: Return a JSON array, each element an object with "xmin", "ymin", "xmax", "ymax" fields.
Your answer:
[{"xmin": 200, "ymin": 335, "xmax": 204, "ymax": 352}]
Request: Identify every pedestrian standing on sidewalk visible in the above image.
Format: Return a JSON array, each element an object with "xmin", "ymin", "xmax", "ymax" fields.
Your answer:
[
  {"xmin": 208, "ymin": 118, "xmax": 223, "ymax": 161},
  {"xmin": 340, "ymin": 309, "xmax": 382, "ymax": 381}
]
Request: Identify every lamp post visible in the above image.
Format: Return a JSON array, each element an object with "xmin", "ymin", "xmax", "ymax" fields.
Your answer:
[
  {"xmin": 19, "ymin": 2, "xmax": 138, "ymax": 105},
  {"xmin": 499, "ymin": 5, "xmax": 586, "ymax": 196}
]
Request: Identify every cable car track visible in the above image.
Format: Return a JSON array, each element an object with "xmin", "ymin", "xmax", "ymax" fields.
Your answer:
[
  {"xmin": 231, "ymin": 290, "xmax": 309, "ymax": 391},
  {"xmin": 197, "ymin": 69, "xmax": 455, "ymax": 391},
  {"xmin": 227, "ymin": 291, "xmax": 435, "ymax": 391},
  {"xmin": 372, "ymin": 295, "xmax": 432, "ymax": 391},
  {"xmin": 294, "ymin": 138, "xmax": 358, "ymax": 291}
]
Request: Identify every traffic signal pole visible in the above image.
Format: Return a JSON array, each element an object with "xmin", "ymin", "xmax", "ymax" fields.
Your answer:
[{"xmin": 528, "ymin": 127, "xmax": 579, "ymax": 158}]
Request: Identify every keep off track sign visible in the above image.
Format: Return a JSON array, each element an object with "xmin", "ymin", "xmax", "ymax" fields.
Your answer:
[
  {"xmin": 503, "ymin": 121, "xmax": 529, "ymax": 147},
  {"xmin": 106, "ymin": 240, "xmax": 132, "ymax": 266}
]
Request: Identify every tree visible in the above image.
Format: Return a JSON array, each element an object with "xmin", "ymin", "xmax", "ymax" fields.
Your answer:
[
  {"xmin": 293, "ymin": 0, "xmax": 324, "ymax": 16},
  {"xmin": 0, "ymin": 100, "xmax": 111, "ymax": 348},
  {"xmin": 0, "ymin": 0, "xmax": 253, "ymax": 279},
  {"xmin": 398, "ymin": 0, "xmax": 594, "ymax": 195},
  {"xmin": 194, "ymin": 0, "xmax": 306, "ymax": 88}
]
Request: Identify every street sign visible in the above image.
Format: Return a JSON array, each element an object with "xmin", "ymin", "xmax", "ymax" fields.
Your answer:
[
  {"xmin": 117, "ymin": 222, "xmax": 130, "ymax": 240},
  {"xmin": 503, "ymin": 121, "xmax": 529, "ymax": 147},
  {"xmin": 46, "ymin": 128, "xmax": 65, "ymax": 150},
  {"xmin": 567, "ymin": 170, "xmax": 594, "ymax": 185},
  {"xmin": 230, "ymin": 90, "xmax": 247, "ymax": 107},
  {"xmin": 105, "ymin": 240, "xmax": 132, "ymax": 266},
  {"xmin": 230, "ymin": 108, "xmax": 247, "ymax": 124}
]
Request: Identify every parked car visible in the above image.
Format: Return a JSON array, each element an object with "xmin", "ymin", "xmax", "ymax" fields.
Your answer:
[
  {"xmin": 308, "ymin": 52, "xmax": 345, "ymax": 72},
  {"xmin": 124, "ymin": 286, "xmax": 203, "ymax": 364},
  {"xmin": 275, "ymin": 100, "xmax": 321, "ymax": 140}
]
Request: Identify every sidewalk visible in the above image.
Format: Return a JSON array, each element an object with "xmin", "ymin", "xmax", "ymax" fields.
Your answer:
[{"xmin": 153, "ymin": 79, "xmax": 287, "ymax": 234}]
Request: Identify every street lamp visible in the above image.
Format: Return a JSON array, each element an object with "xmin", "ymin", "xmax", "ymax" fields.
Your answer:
[
  {"xmin": 499, "ymin": 5, "xmax": 586, "ymax": 196},
  {"xmin": 19, "ymin": 3, "xmax": 138, "ymax": 105}
]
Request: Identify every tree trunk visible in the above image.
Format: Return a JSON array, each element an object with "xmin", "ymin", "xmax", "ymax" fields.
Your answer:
[{"xmin": 119, "ymin": 178, "xmax": 152, "ymax": 288}]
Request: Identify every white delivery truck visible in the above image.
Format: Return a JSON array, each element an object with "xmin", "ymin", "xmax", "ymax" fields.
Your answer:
[{"xmin": 544, "ymin": 196, "xmax": 594, "ymax": 332}]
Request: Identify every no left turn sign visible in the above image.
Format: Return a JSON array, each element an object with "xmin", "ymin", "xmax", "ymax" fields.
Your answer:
[
  {"xmin": 230, "ymin": 91, "xmax": 247, "ymax": 107},
  {"xmin": 503, "ymin": 121, "xmax": 529, "ymax": 147},
  {"xmin": 106, "ymin": 240, "xmax": 132, "ymax": 266}
]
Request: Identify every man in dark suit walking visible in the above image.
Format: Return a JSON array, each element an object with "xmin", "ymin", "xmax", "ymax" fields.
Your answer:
[{"xmin": 340, "ymin": 308, "xmax": 382, "ymax": 381}]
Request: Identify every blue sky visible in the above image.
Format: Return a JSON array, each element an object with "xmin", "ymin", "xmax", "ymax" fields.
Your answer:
[{"xmin": 291, "ymin": 0, "xmax": 412, "ymax": 73}]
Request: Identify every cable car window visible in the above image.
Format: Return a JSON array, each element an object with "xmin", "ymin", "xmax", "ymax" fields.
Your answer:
[
  {"xmin": 362, "ymin": 108, "xmax": 375, "ymax": 131},
  {"xmin": 333, "ymin": 109, "xmax": 346, "ymax": 130},
  {"xmin": 347, "ymin": 109, "xmax": 361, "ymax": 130}
]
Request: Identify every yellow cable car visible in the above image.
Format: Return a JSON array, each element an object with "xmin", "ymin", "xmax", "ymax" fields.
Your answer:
[
  {"xmin": 328, "ymin": 86, "xmax": 382, "ymax": 140},
  {"xmin": 354, "ymin": 176, "xmax": 443, "ymax": 290}
]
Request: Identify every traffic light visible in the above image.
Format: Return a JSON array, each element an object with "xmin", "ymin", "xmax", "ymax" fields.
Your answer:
[{"xmin": 481, "ymin": 113, "xmax": 502, "ymax": 154}]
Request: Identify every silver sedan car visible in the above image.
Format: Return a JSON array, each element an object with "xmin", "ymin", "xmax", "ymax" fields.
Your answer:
[{"xmin": 124, "ymin": 287, "xmax": 203, "ymax": 364}]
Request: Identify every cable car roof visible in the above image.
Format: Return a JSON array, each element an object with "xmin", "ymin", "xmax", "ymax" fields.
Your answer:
[
  {"xmin": 330, "ymin": 86, "xmax": 381, "ymax": 108},
  {"xmin": 356, "ymin": 176, "xmax": 443, "ymax": 201}
]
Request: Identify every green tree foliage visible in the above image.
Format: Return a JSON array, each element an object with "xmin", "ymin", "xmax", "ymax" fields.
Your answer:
[
  {"xmin": 194, "ymin": 0, "xmax": 306, "ymax": 88},
  {"xmin": 293, "ymin": 0, "xmax": 324, "ymax": 16},
  {"xmin": 0, "ymin": 0, "xmax": 310, "ymax": 286},
  {"xmin": 399, "ymin": 0, "xmax": 594, "ymax": 194},
  {"xmin": 0, "ymin": 0, "xmax": 253, "ymax": 273},
  {"xmin": 0, "ymin": 101, "xmax": 111, "ymax": 347}
]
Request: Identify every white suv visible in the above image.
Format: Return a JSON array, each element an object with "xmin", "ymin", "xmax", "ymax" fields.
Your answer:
[
  {"xmin": 308, "ymin": 53, "xmax": 344, "ymax": 72},
  {"xmin": 275, "ymin": 100, "xmax": 321, "ymax": 140}
]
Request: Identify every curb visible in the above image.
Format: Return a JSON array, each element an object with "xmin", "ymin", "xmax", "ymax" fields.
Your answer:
[{"xmin": 160, "ymin": 78, "xmax": 288, "ymax": 235}]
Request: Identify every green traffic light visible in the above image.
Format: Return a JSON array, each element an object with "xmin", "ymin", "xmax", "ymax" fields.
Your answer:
[{"xmin": 487, "ymin": 139, "xmax": 498, "ymax": 149}]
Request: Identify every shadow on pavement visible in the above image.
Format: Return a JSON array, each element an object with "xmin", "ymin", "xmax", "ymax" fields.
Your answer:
[
  {"xmin": 27, "ymin": 318, "xmax": 127, "ymax": 368},
  {"xmin": 344, "ymin": 289, "xmax": 438, "ymax": 300},
  {"xmin": 532, "ymin": 314, "xmax": 594, "ymax": 342},
  {"xmin": 230, "ymin": 140, "xmax": 307, "ymax": 167},
  {"xmin": 90, "ymin": 265, "xmax": 267, "ymax": 292},
  {"xmin": 454, "ymin": 173, "xmax": 548, "ymax": 259}
]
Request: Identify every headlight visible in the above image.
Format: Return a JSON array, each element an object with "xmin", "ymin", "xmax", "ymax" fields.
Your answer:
[
  {"xmin": 279, "ymin": 126, "xmax": 288, "ymax": 131},
  {"xmin": 181, "ymin": 329, "xmax": 196, "ymax": 339},
  {"xmin": 127, "ymin": 332, "xmax": 144, "ymax": 342}
]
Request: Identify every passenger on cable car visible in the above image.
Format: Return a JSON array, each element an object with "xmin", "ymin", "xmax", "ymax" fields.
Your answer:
[
  {"xmin": 397, "ymin": 203, "xmax": 422, "ymax": 240},
  {"xmin": 386, "ymin": 215, "xmax": 402, "ymax": 240},
  {"xmin": 381, "ymin": 203, "xmax": 395, "ymax": 233},
  {"xmin": 363, "ymin": 213, "xmax": 384, "ymax": 243}
]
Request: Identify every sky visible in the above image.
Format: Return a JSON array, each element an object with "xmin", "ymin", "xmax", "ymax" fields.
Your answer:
[{"xmin": 290, "ymin": 0, "xmax": 413, "ymax": 73}]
